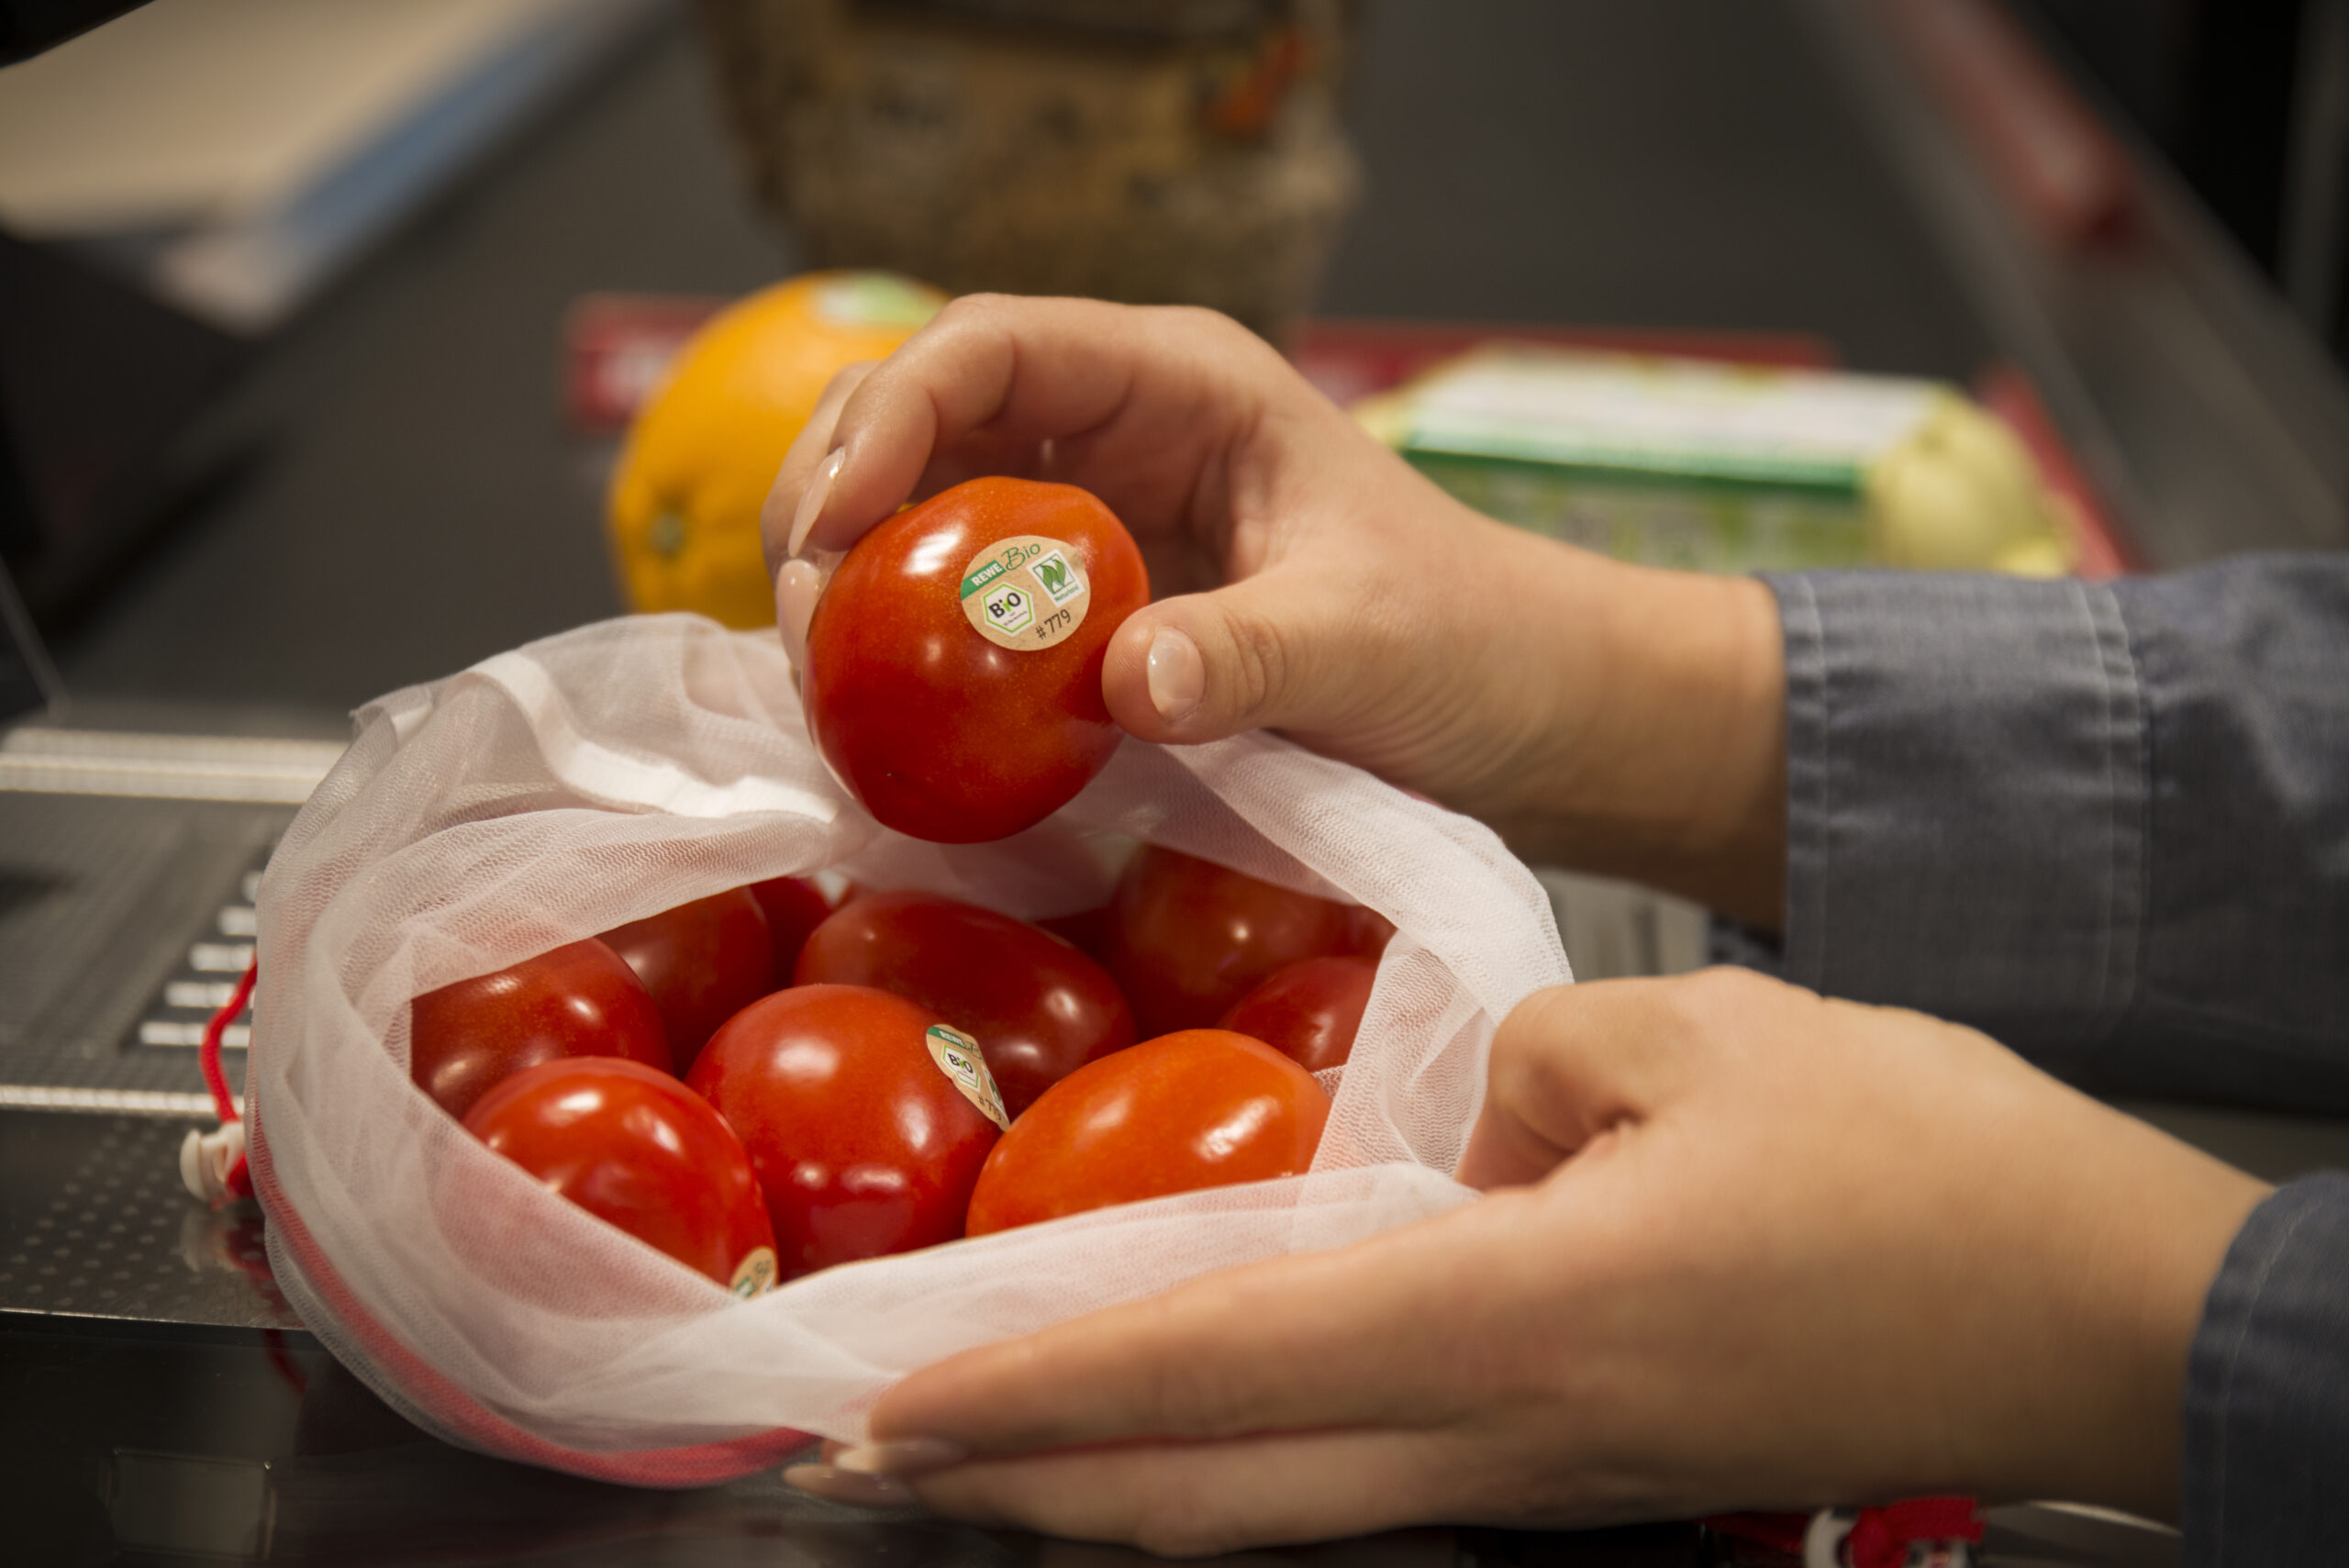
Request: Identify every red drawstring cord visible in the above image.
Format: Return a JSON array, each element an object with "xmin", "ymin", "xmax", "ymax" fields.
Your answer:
[
  {"xmin": 1847, "ymin": 1498, "xmax": 1982, "ymax": 1568},
  {"xmin": 1704, "ymin": 1511, "xmax": 1812, "ymax": 1555},
  {"xmin": 1706, "ymin": 1497, "xmax": 1982, "ymax": 1566},
  {"xmin": 200, "ymin": 958, "xmax": 256, "ymax": 1126},
  {"xmin": 182, "ymin": 959, "xmax": 258, "ymax": 1204}
]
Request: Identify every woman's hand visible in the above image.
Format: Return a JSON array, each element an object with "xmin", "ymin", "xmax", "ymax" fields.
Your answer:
[
  {"xmin": 762, "ymin": 296, "xmax": 1787, "ymax": 925},
  {"xmin": 785, "ymin": 969, "xmax": 2266, "ymax": 1555}
]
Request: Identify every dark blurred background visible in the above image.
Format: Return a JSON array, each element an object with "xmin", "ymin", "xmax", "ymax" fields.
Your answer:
[
  {"xmin": 0, "ymin": 0, "xmax": 2343, "ymax": 720},
  {"xmin": 2016, "ymin": 0, "xmax": 2347, "ymax": 359}
]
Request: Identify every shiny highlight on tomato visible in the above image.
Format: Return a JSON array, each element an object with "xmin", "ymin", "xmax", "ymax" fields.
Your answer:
[{"xmin": 965, "ymin": 1029, "xmax": 1330, "ymax": 1235}]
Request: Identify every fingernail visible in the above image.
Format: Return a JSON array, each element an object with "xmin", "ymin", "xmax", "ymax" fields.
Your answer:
[
  {"xmin": 833, "ymin": 1437, "xmax": 968, "ymax": 1476},
  {"xmin": 783, "ymin": 1462, "xmax": 919, "ymax": 1509},
  {"xmin": 1145, "ymin": 626, "xmax": 1206, "ymax": 724},
  {"xmin": 789, "ymin": 449, "xmax": 845, "ymax": 558},
  {"xmin": 777, "ymin": 559, "xmax": 822, "ymax": 671}
]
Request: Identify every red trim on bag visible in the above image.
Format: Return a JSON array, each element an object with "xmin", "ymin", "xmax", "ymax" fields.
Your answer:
[
  {"xmin": 1705, "ymin": 1497, "xmax": 1982, "ymax": 1567},
  {"xmin": 261, "ymin": 1327, "xmax": 310, "ymax": 1396},
  {"xmin": 247, "ymin": 1103, "xmax": 814, "ymax": 1486}
]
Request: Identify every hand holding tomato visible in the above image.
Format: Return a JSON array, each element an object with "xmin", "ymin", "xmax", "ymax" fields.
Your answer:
[
  {"xmin": 964, "ymin": 1029, "xmax": 1329, "ymax": 1236},
  {"xmin": 409, "ymin": 939, "xmax": 671, "ymax": 1120},
  {"xmin": 802, "ymin": 476, "xmax": 1149, "ymax": 843},
  {"xmin": 795, "ymin": 891, "xmax": 1135, "ymax": 1118},
  {"xmin": 464, "ymin": 1057, "xmax": 778, "ymax": 1295},
  {"xmin": 761, "ymin": 295, "xmax": 1788, "ymax": 928}
]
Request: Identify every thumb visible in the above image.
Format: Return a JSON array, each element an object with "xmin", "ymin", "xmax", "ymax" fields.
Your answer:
[
  {"xmin": 1103, "ymin": 568, "xmax": 1369, "ymax": 746},
  {"xmin": 1453, "ymin": 976, "xmax": 1725, "ymax": 1191}
]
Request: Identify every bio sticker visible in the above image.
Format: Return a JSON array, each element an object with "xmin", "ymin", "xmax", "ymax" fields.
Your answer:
[
  {"xmin": 925, "ymin": 1024, "xmax": 1011, "ymax": 1130},
  {"xmin": 959, "ymin": 535, "xmax": 1091, "ymax": 651},
  {"xmin": 729, "ymin": 1247, "xmax": 779, "ymax": 1298}
]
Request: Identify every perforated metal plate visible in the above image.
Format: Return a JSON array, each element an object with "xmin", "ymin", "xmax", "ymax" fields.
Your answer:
[{"xmin": 0, "ymin": 1111, "xmax": 298, "ymax": 1329}]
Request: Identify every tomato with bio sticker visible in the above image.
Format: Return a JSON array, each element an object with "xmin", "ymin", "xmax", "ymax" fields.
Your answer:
[
  {"xmin": 1102, "ymin": 845, "xmax": 1380, "ymax": 1036},
  {"xmin": 464, "ymin": 1057, "xmax": 779, "ymax": 1296},
  {"xmin": 964, "ymin": 1029, "xmax": 1330, "ymax": 1236},
  {"xmin": 687, "ymin": 984, "xmax": 1006, "ymax": 1277},
  {"xmin": 1219, "ymin": 954, "xmax": 1378, "ymax": 1073},
  {"xmin": 409, "ymin": 939, "xmax": 671, "ymax": 1121},
  {"xmin": 597, "ymin": 888, "xmax": 780, "ymax": 1074},
  {"xmin": 803, "ymin": 476, "xmax": 1149, "ymax": 843},
  {"xmin": 794, "ymin": 890, "xmax": 1135, "ymax": 1118}
]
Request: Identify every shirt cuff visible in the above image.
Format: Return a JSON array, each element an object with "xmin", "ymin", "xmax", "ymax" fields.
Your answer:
[
  {"xmin": 1762, "ymin": 571, "xmax": 2147, "ymax": 1073},
  {"xmin": 2183, "ymin": 1173, "xmax": 2349, "ymax": 1568}
]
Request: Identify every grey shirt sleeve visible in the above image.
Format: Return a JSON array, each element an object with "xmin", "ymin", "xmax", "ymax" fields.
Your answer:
[
  {"xmin": 2184, "ymin": 1173, "xmax": 2349, "ymax": 1568},
  {"xmin": 1763, "ymin": 558, "xmax": 2349, "ymax": 1566},
  {"xmin": 1762, "ymin": 555, "xmax": 2349, "ymax": 1109}
]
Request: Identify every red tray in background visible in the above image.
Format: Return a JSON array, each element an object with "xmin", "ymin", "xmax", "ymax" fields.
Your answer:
[
  {"xmin": 563, "ymin": 299, "xmax": 1841, "ymax": 437},
  {"xmin": 563, "ymin": 297, "xmax": 2136, "ymax": 576},
  {"xmin": 564, "ymin": 294, "xmax": 725, "ymax": 434},
  {"xmin": 1973, "ymin": 362, "xmax": 2135, "ymax": 578}
]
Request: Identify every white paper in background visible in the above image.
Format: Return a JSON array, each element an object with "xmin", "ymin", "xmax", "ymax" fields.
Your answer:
[
  {"xmin": 0, "ymin": 0, "xmax": 662, "ymax": 329},
  {"xmin": 1402, "ymin": 346, "xmax": 1942, "ymax": 477}
]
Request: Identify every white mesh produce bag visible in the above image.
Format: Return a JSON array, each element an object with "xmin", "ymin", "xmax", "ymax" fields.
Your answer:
[{"xmin": 248, "ymin": 613, "xmax": 1572, "ymax": 1485}]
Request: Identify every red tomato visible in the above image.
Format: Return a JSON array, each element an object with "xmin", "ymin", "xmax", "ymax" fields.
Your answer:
[
  {"xmin": 1342, "ymin": 906, "xmax": 1397, "ymax": 959},
  {"xmin": 1103, "ymin": 845, "xmax": 1372, "ymax": 1035},
  {"xmin": 965, "ymin": 1029, "xmax": 1330, "ymax": 1236},
  {"xmin": 409, "ymin": 939, "xmax": 670, "ymax": 1121},
  {"xmin": 597, "ymin": 887, "xmax": 779, "ymax": 1074},
  {"xmin": 1036, "ymin": 905, "xmax": 1115, "ymax": 966},
  {"xmin": 687, "ymin": 984, "xmax": 1005, "ymax": 1276},
  {"xmin": 745, "ymin": 874, "xmax": 834, "ymax": 978},
  {"xmin": 794, "ymin": 891, "xmax": 1135, "ymax": 1118},
  {"xmin": 1219, "ymin": 955, "xmax": 1378, "ymax": 1073},
  {"xmin": 804, "ymin": 476, "xmax": 1150, "ymax": 843},
  {"xmin": 464, "ymin": 1057, "xmax": 779, "ymax": 1295}
]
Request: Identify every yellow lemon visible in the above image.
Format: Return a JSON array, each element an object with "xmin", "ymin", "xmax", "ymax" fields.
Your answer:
[{"xmin": 607, "ymin": 272, "xmax": 946, "ymax": 628}]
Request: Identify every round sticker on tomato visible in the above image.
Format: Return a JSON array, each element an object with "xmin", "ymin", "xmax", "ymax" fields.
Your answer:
[
  {"xmin": 729, "ymin": 1247, "xmax": 780, "ymax": 1298},
  {"xmin": 960, "ymin": 535, "xmax": 1090, "ymax": 651}
]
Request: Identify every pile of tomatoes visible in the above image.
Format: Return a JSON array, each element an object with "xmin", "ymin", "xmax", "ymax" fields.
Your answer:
[
  {"xmin": 415, "ymin": 845, "xmax": 1390, "ymax": 1296},
  {"xmin": 416, "ymin": 475, "xmax": 1397, "ymax": 1296}
]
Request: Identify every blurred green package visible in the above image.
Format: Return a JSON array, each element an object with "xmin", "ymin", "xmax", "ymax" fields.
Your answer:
[{"xmin": 1353, "ymin": 345, "xmax": 2071, "ymax": 575}]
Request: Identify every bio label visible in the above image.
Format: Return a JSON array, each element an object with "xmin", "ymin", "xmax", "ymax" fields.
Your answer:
[
  {"xmin": 960, "ymin": 535, "xmax": 1091, "ymax": 651},
  {"xmin": 925, "ymin": 1024, "xmax": 1011, "ymax": 1129}
]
